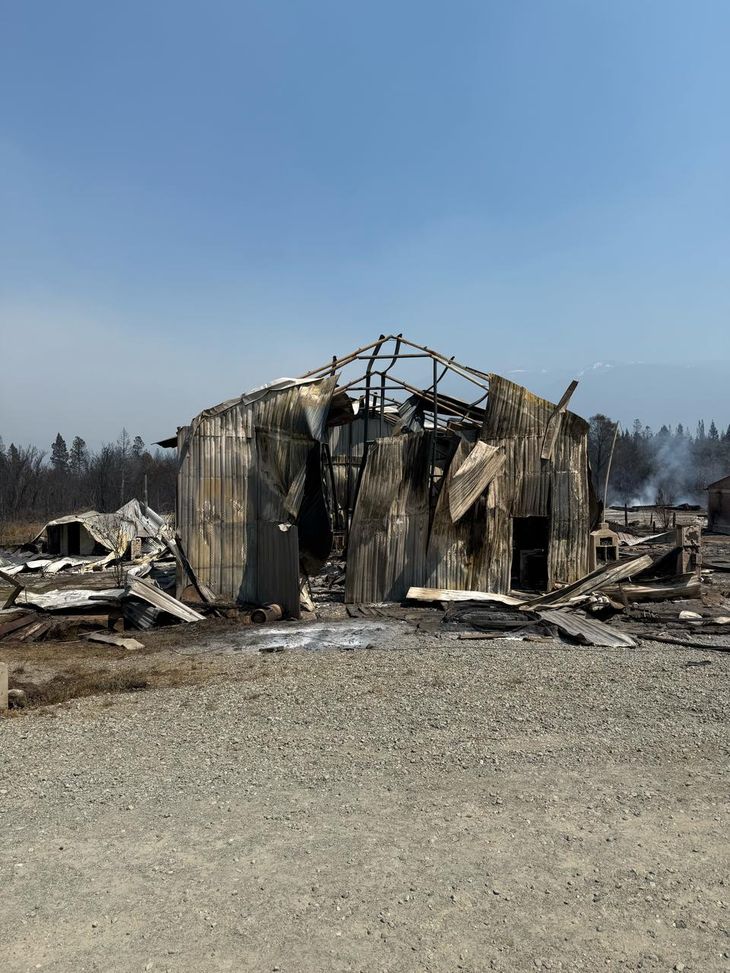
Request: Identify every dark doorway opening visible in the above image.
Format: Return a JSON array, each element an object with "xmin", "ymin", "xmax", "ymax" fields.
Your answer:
[
  {"xmin": 66, "ymin": 521, "xmax": 81, "ymax": 555},
  {"xmin": 511, "ymin": 516, "xmax": 549, "ymax": 591}
]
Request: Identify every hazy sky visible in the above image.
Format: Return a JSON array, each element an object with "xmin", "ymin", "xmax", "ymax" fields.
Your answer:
[{"xmin": 1, "ymin": 1, "xmax": 729, "ymax": 449}]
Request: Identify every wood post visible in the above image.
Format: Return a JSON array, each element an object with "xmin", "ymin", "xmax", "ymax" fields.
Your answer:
[{"xmin": 0, "ymin": 662, "xmax": 8, "ymax": 711}]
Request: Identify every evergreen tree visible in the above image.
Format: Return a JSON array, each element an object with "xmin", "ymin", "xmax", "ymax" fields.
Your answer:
[
  {"xmin": 50, "ymin": 433, "xmax": 69, "ymax": 472},
  {"xmin": 132, "ymin": 435, "xmax": 145, "ymax": 458},
  {"xmin": 708, "ymin": 420, "xmax": 719, "ymax": 441},
  {"xmin": 69, "ymin": 436, "xmax": 89, "ymax": 475}
]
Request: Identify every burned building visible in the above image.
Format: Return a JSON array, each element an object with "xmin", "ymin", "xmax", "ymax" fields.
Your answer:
[
  {"xmin": 168, "ymin": 336, "xmax": 592, "ymax": 614},
  {"xmin": 707, "ymin": 475, "xmax": 730, "ymax": 535}
]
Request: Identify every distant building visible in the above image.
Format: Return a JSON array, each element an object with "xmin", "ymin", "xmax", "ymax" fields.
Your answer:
[{"xmin": 707, "ymin": 475, "xmax": 730, "ymax": 535}]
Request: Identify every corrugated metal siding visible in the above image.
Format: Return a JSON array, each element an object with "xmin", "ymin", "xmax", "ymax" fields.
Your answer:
[
  {"xmin": 480, "ymin": 374, "xmax": 590, "ymax": 591},
  {"xmin": 328, "ymin": 412, "xmax": 394, "ymax": 516},
  {"xmin": 177, "ymin": 376, "xmax": 337, "ymax": 614},
  {"xmin": 422, "ymin": 376, "xmax": 590, "ymax": 596},
  {"xmin": 425, "ymin": 438, "xmax": 491, "ymax": 590},
  {"xmin": 345, "ymin": 433, "xmax": 431, "ymax": 603},
  {"xmin": 177, "ymin": 410, "xmax": 252, "ymax": 602}
]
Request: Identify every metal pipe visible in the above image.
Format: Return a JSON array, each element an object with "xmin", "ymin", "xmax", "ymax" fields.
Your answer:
[
  {"xmin": 394, "ymin": 336, "xmax": 491, "ymax": 384},
  {"xmin": 382, "ymin": 374, "xmax": 484, "ymax": 423},
  {"xmin": 602, "ymin": 422, "xmax": 620, "ymax": 516},
  {"xmin": 351, "ymin": 353, "xmax": 429, "ymax": 361},
  {"xmin": 251, "ymin": 603, "xmax": 283, "ymax": 624},
  {"xmin": 322, "ymin": 442, "xmax": 340, "ymax": 531},
  {"xmin": 430, "ymin": 358, "xmax": 438, "ymax": 511},
  {"xmin": 298, "ymin": 336, "xmax": 396, "ymax": 379},
  {"xmin": 345, "ymin": 419, "xmax": 352, "ymax": 545}
]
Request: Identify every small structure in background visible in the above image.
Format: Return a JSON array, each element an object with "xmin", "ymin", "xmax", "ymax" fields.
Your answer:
[
  {"xmin": 588, "ymin": 522, "xmax": 620, "ymax": 570},
  {"xmin": 0, "ymin": 499, "xmax": 173, "ymax": 581},
  {"xmin": 707, "ymin": 475, "xmax": 730, "ymax": 535},
  {"xmin": 35, "ymin": 499, "xmax": 170, "ymax": 559}
]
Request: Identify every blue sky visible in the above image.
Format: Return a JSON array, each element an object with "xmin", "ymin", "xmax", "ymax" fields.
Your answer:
[{"xmin": 1, "ymin": 0, "xmax": 729, "ymax": 448}]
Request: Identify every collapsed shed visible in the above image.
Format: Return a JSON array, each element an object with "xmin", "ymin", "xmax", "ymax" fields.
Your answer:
[
  {"xmin": 34, "ymin": 500, "xmax": 170, "ymax": 558},
  {"xmin": 167, "ymin": 335, "xmax": 593, "ymax": 615}
]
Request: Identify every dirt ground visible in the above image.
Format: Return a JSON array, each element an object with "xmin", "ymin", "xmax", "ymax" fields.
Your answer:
[{"xmin": 1, "ymin": 621, "xmax": 728, "ymax": 973}]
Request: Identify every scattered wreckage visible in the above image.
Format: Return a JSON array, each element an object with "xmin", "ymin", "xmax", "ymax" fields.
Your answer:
[
  {"xmin": 1, "ymin": 335, "xmax": 727, "ymax": 654},
  {"xmin": 0, "ymin": 500, "xmax": 198, "ymax": 644},
  {"xmin": 0, "ymin": 500, "xmax": 173, "ymax": 577}
]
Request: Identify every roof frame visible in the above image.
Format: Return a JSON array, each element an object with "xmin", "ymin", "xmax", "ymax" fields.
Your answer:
[{"xmin": 299, "ymin": 333, "xmax": 490, "ymax": 393}]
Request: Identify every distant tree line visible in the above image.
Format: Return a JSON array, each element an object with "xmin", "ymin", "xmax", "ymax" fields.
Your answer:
[
  {"xmin": 589, "ymin": 416, "xmax": 730, "ymax": 508},
  {"xmin": 0, "ymin": 429, "xmax": 177, "ymax": 524},
  {"xmin": 2, "ymin": 417, "xmax": 728, "ymax": 527}
]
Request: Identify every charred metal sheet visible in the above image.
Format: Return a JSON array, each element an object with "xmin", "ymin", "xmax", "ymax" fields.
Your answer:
[
  {"xmin": 536, "ymin": 609, "xmax": 637, "ymax": 648},
  {"xmin": 448, "ymin": 441, "xmax": 505, "ymax": 523},
  {"xmin": 328, "ymin": 409, "xmax": 396, "ymax": 517},
  {"xmin": 540, "ymin": 379, "xmax": 578, "ymax": 460},
  {"xmin": 345, "ymin": 433, "xmax": 431, "ymax": 603},
  {"xmin": 127, "ymin": 575, "xmax": 205, "ymax": 623}
]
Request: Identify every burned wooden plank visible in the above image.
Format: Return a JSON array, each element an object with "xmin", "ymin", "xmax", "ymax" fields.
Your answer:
[
  {"xmin": 0, "ymin": 613, "xmax": 39, "ymax": 640},
  {"xmin": 15, "ymin": 620, "xmax": 54, "ymax": 642},
  {"xmin": 167, "ymin": 535, "xmax": 217, "ymax": 606},
  {"xmin": 601, "ymin": 575, "xmax": 702, "ymax": 603},
  {"xmin": 621, "ymin": 631, "xmax": 730, "ymax": 652},
  {"xmin": 521, "ymin": 554, "xmax": 654, "ymax": 611},
  {"xmin": 86, "ymin": 632, "xmax": 144, "ymax": 650},
  {"xmin": 0, "ymin": 568, "xmax": 24, "ymax": 610},
  {"xmin": 407, "ymin": 586, "xmax": 524, "ymax": 606}
]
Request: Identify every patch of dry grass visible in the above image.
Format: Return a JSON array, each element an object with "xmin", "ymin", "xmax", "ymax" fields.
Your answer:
[
  {"xmin": 13, "ymin": 671, "xmax": 150, "ymax": 707},
  {"xmin": 0, "ymin": 520, "xmax": 46, "ymax": 546},
  {"xmin": 2, "ymin": 634, "xmax": 276, "ymax": 714}
]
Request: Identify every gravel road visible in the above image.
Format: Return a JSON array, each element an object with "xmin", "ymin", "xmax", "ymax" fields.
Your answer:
[{"xmin": 1, "ymin": 631, "xmax": 728, "ymax": 972}]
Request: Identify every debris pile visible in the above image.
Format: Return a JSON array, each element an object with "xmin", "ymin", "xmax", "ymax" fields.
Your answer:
[
  {"xmin": 0, "ymin": 566, "xmax": 206, "ymax": 645},
  {"xmin": 0, "ymin": 500, "xmax": 173, "ymax": 578},
  {"xmin": 405, "ymin": 525, "xmax": 730, "ymax": 651},
  {"xmin": 0, "ymin": 498, "xmax": 212, "ymax": 645}
]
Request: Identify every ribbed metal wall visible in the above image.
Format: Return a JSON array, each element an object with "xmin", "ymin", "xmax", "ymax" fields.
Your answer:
[
  {"xmin": 177, "ymin": 376, "xmax": 337, "ymax": 614},
  {"xmin": 345, "ymin": 432, "xmax": 432, "ymax": 603}
]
